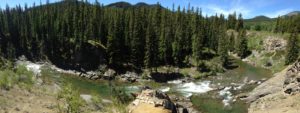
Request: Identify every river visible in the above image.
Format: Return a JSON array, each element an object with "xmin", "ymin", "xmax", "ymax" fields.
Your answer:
[{"xmin": 39, "ymin": 58, "xmax": 272, "ymax": 113}]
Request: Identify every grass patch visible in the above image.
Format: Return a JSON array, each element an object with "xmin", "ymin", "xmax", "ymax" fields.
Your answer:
[
  {"xmin": 57, "ymin": 83, "xmax": 85, "ymax": 113},
  {"xmin": 0, "ymin": 65, "xmax": 34, "ymax": 90}
]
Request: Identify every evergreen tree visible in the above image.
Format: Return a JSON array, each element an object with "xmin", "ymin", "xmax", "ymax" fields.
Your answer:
[
  {"xmin": 144, "ymin": 20, "xmax": 158, "ymax": 71},
  {"xmin": 228, "ymin": 32, "xmax": 235, "ymax": 52},
  {"xmin": 235, "ymin": 14, "xmax": 244, "ymax": 32},
  {"xmin": 285, "ymin": 28, "xmax": 299, "ymax": 65},
  {"xmin": 227, "ymin": 12, "xmax": 237, "ymax": 29},
  {"xmin": 0, "ymin": 1, "xmax": 245, "ymax": 70},
  {"xmin": 236, "ymin": 30, "xmax": 248, "ymax": 58},
  {"xmin": 218, "ymin": 27, "xmax": 229, "ymax": 66}
]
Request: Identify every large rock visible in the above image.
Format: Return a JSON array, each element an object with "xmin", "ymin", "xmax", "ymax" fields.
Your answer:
[
  {"xmin": 264, "ymin": 36, "xmax": 286, "ymax": 52},
  {"xmin": 244, "ymin": 65, "xmax": 289, "ymax": 103},
  {"xmin": 128, "ymin": 89, "xmax": 179, "ymax": 113},
  {"xmin": 119, "ymin": 71, "xmax": 139, "ymax": 82},
  {"xmin": 103, "ymin": 69, "xmax": 116, "ymax": 80},
  {"xmin": 283, "ymin": 61, "xmax": 300, "ymax": 94},
  {"xmin": 248, "ymin": 61, "xmax": 300, "ymax": 113}
]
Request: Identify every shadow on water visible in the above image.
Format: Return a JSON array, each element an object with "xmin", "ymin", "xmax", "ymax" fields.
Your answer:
[{"xmin": 41, "ymin": 67, "xmax": 139, "ymax": 98}]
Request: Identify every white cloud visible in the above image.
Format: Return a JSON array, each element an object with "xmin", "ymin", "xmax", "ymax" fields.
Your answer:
[
  {"xmin": 189, "ymin": 0, "xmax": 252, "ymax": 18},
  {"xmin": 204, "ymin": 4, "xmax": 251, "ymax": 17},
  {"xmin": 265, "ymin": 9, "xmax": 294, "ymax": 18}
]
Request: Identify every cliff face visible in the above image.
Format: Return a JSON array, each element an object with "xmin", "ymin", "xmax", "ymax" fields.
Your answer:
[{"xmin": 247, "ymin": 61, "xmax": 300, "ymax": 113}]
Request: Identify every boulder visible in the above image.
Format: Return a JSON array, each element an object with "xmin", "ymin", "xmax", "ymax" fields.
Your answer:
[
  {"xmin": 120, "ymin": 71, "xmax": 139, "ymax": 82},
  {"xmin": 103, "ymin": 69, "xmax": 116, "ymax": 80},
  {"xmin": 244, "ymin": 66, "xmax": 288, "ymax": 103},
  {"xmin": 90, "ymin": 75, "xmax": 100, "ymax": 80},
  {"xmin": 264, "ymin": 36, "xmax": 286, "ymax": 52},
  {"xmin": 283, "ymin": 61, "xmax": 300, "ymax": 95},
  {"xmin": 128, "ymin": 89, "xmax": 180, "ymax": 113}
]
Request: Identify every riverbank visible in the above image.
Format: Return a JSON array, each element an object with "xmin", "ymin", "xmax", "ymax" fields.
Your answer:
[
  {"xmin": 247, "ymin": 61, "xmax": 300, "ymax": 113},
  {"xmin": 0, "ymin": 56, "xmax": 274, "ymax": 113}
]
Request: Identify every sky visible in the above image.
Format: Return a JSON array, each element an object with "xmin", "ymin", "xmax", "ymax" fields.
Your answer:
[{"xmin": 1, "ymin": 0, "xmax": 300, "ymax": 19}]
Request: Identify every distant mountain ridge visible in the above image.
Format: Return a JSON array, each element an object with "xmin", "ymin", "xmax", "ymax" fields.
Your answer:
[
  {"xmin": 106, "ymin": 1, "xmax": 163, "ymax": 8},
  {"xmin": 245, "ymin": 15, "xmax": 272, "ymax": 22},
  {"xmin": 284, "ymin": 11, "xmax": 300, "ymax": 17},
  {"xmin": 246, "ymin": 11, "xmax": 300, "ymax": 22}
]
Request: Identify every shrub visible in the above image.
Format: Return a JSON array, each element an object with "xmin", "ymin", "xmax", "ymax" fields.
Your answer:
[
  {"xmin": 15, "ymin": 65, "xmax": 34, "ymax": 88},
  {"xmin": 111, "ymin": 86, "xmax": 132, "ymax": 104},
  {"xmin": 0, "ymin": 66, "xmax": 34, "ymax": 90},
  {"xmin": 0, "ymin": 70, "xmax": 14, "ymax": 90},
  {"xmin": 91, "ymin": 92, "xmax": 102, "ymax": 104},
  {"xmin": 57, "ymin": 83, "xmax": 84, "ymax": 113}
]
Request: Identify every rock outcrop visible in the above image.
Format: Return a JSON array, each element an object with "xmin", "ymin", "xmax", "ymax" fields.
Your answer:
[
  {"xmin": 264, "ymin": 36, "xmax": 286, "ymax": 52},
  {"xmin": 247, "ymin": 61, "xmax": 300, "ymax": 113},
  {"xmin": 128, "ymin": 89, "xmax": 177, "ymax": 113},
  {"xmin": 103, "ymin": 69, "xmax": 116, "ymax": 80},
  {"xmin": 283, "ymin": 61, "xmax": 300, "ymax": 94},
  {"xmin": 128, "ymin": 89, "xmax": 192, "ymax": 113},
  {"xmin": 243, "ymin": 67, "xmax": 286, "ymax": 102},
  {"xmin": 118, "ymin": 71, "xmax": 140, "ymax": 82}
]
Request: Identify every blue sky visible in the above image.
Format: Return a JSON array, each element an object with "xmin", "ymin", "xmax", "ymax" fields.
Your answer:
[{"xmin": 1, "ymin": 0, "xmax": 300, "ymax": 19}]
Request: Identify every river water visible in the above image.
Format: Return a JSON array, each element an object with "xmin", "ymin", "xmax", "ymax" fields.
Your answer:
[{"xmin": 39, "ymin": 58, "xmax": 272, "ymax": 113}]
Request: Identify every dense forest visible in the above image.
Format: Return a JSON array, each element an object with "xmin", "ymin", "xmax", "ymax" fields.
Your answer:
[
  {"xmin": 0, "ymin": 0, "xmax": 247, "ymax": 72},
  {"xmin": 274, "ymin": 15, "xmax": 300, "ymax": 33}
]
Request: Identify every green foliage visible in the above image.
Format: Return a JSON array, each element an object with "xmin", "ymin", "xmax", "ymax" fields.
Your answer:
[
  {"xmin": 195, "ymin": 58, "xmax": 224, "ymax": 79},
  {"xmin": 236, "ymin": 30, "xmax": 249, "ymax": 58},
  {"xmin": 228, "ymin": 32, "xmax": 235, "ymax": 52},
  {"xmin": 0, "ymin": 1, "xmax": 246, "ymax": 71},
  {"xmin": 0, "ymin": 64, "xmax": 34, "ymax": 90},
  {"xmin": 0, "ymin": 70, "xmax": 14, "ymax": 90},
  {"xmin": 15, "ymin": 65, "xmax": 34, "ymax": 85},
  {"xmin": 274, "ymin": 15, "xmax": 300, "ymax": 33},
  {"xmin": 57, "ymin": 83, "xmax": 84, "ymax": 113},
  {"xmin": 285, "ymin": 28, "xmax": 299, "ymax": 65},
  {"xmin": 110, "ymin": 85, "xmax": 132, "ymax": 104},
  {"xmin": 91, "ymin": 92, "xmax": 102, "ymax": 104},
  {"xmin": 254, "ymin": 24, "xmax": 262, "ymax": 31},
  {"xmin": 235, "ymin": 14, "xmax": 244, "ymax": 32},
  {"xmin": 218, "ymin": 27, "xmax": 229, "ymax": 66}
]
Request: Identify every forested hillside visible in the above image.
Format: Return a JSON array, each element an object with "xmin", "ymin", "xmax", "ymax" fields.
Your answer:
[
  {"xmin": 274, "ymin": 15, "xmax": 300, "ymax": 33},
  {"xmin": 0, "ymin": 0, "xmax": 245, "ymax": 72}
]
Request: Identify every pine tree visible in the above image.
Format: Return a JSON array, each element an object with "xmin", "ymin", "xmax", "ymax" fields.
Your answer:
[
  {"xmin": 236, "ymin": 30, "xmax": 248, "ymax": 58},
  {"xmin": 235, "ymin": 14, "xmax": 244, "ymax": 32},
  {"xmin": 218, "ymin": 27, "xmax": 229, "ymax": 66},
  {"xmin": 274, "ymin": 16, "xmax": 280, "ymax": 33},
  {"xmin": 228, "ymin": 32, "xmax": 235, "ymax": 52},
  {"xmin": 192, "ymin": 9, "xmax": 204, "ymax": 66},
  {"xmin": 131, "ymin": 10, "xmax": 145, "ymax": 68},
  {"xmin": 227, "ymin": 12, "xmax": 237, "ymax": 29},
  {"xmin": 144, "ymin": 20, "xmax": 158, "ymax": 71},
  {"xmin": 0, "ymin": 1, "xmax": 244, "ymax": 70},
  {"xmin": 285, "ymin": 28, "xmax": 299, "ymax": 65}
]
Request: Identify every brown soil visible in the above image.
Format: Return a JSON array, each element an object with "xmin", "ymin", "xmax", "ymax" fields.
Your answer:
[
  {"xmin": 0, "ymin": 86, "xmax": 59, "ymax": 113},
  {"xmin": 249, "ymin": 92, "xmax": 300, "ymax": 113},
  {"xmin": 130, "ymin": 103, "xmax": 171, "ymax": 113}
]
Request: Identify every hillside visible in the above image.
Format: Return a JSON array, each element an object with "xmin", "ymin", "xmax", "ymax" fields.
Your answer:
[
  {"xmin": 284, "ymin": 11, "xmax": 300, "ymax": 17},
  {"xmin": 245, "ymin": 15, "xmax": 272, "ymax": 22},
  {"xmin": 106, "ymin": 1, "xmax": 163, "ymax": 8}
]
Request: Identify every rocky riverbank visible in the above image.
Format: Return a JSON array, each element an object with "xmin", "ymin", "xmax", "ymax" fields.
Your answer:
[{"xmin": 247, "ymin": 61, "xmax": 300, "ymax": 113}]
